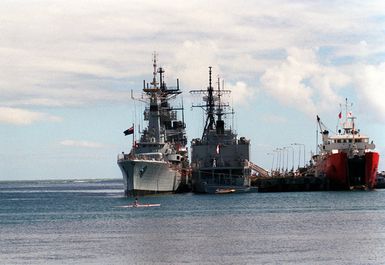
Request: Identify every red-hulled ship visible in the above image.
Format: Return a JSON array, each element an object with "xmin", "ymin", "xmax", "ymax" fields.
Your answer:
[{"xmin": 315, "ymin": 100, "xmax": 379, "ymax": 190}]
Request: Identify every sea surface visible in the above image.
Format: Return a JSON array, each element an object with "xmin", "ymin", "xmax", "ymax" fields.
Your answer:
[{"xmin": 1, "ymin": 179, "xmax": 385, "ymax": 265}]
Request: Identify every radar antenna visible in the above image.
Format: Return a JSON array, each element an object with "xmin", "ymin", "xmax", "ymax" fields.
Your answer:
[{"xmin": 190, "ymin": 67, "xmax": 232, "ymax": 140}]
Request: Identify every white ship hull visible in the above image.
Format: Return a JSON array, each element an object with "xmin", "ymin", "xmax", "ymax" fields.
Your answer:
[{"xmin": 118, "ymin": 159, "xmax": 181, "ymax": 196}]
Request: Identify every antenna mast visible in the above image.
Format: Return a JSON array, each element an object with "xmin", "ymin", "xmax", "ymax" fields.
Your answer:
[
  {"xmin": 190, "ymin": 67, "xmax": 231, "ymax": 140},
  {"xmin": 207, "ymin": 66, "xmax": 215, "ymax": 131},
  {"xmin": 151, "ymin": 52, "xmax": 158, "ymax": 88}
]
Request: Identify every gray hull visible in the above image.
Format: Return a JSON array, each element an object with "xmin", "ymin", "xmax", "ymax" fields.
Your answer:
[
  {"xmin": 118, "ymin": 159, "xmax": 181, "ymax": 196},
  {"xmin": 191, "ymin": 166, "xmax": 251, "ymax": 194}
]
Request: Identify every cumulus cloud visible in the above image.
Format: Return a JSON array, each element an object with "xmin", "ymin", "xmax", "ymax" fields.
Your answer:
[
  {"xmin": 226, "ymin": 81, "xmax": 256, "ymax": 106},
  {"xmin": 170, "ymin": 42, "xmax": 258, "ymax": 106},
  {"xmin": 59, "ymin": 140, "xmax": 106, "ymax": 148},
  {"xmin": 0, "ymin": 107, "xmax": 61, "ymax": 125},
  {"xmin": 0, "ymin": 1, "xmax": 384, "ymax": 124},
  {"xmin": 354, "ymin": 63, "xmax": 385, "ymax": 122},
  {"xmin": 171, "ymin": 40, "xmax": 220, "ymax": 91},
  {"xmin": 260, "ymin": 47, "xmax": 350, "ymax": 117}
]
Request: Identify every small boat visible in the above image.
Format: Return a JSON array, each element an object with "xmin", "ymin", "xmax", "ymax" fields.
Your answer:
[
  {"xmin": 115, "ymin": 197, "xmax": 160, "ymax": 208},
  {"xmin": 215, "ymin": 188, "xmax": 236, "ymax": 194},
  {"xmin": 116, "ymin": 203, "xmax": 161, "ymax": 208},
  {"xmin": 115, "ymin": 203, "xmax": 160, "ymax": 208}
]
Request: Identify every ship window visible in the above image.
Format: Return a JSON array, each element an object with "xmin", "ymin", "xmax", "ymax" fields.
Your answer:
[{"xmin": 349, "ymin": 139, "xmax": 352, "ymax": 143}]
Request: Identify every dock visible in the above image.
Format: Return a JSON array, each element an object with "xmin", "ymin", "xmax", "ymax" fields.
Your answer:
[
  {"xmin": 252, "ymin": 174, "xmax": 328, "ymax": 192},
  {"xmin": 251, "ymin": 170, "xmax": 385, "ymax": 192}
]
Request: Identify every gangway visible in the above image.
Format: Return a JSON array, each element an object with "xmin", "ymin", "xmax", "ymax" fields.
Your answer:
[{"xmin": 248, "ymin": 161, "xmax": 269, "ymax": 178}]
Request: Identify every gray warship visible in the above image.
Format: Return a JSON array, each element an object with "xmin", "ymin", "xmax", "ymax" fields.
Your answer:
[
  {"xmin": 190, "ymin": 67, "xmax": 252, "ymax": 194},
  {"xmin": 117, "ymin": 56, "xmax": 189, "ymax": 196}
]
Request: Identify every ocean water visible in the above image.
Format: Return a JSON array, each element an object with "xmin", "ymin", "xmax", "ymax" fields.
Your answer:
[{"xmin": 1, "ymin": 179, "xmax": 385, "ymax": 265}]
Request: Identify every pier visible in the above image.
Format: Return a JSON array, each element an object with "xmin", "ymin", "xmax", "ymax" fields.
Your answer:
[{"xmin": 252, "ymin": 174, "xmax": 328, "ymax": 192}]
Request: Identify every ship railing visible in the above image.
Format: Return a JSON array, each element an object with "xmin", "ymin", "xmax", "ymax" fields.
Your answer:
[
  {"xmin": 117, "ymin": 152, "xmax": 164, "ymax": 161},
  {"xmin": 117, "ymin": 153, "xmax": 134, "ymax": 161}
]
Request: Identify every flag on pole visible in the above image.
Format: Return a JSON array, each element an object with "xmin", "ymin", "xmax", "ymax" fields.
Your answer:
[
  {"xmin": 338, "ymin": 112, "xmax": 342, "ymax": 119},
  {"xmin": 124, "ymin": 126, "xmax": 134, "ymax": 136}
]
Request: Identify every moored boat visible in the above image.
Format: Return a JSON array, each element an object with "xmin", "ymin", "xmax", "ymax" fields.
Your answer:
[
  {"xmin": 315, "ymin": 99, "xmax": 379, "ymax": 190},
  {"xmin": 190, "ymin": 67, "xmax": 252, "ymax": 194},
  {"xmin": 117, "ymin": 55, "xmax": 189, "ymax": 196}
]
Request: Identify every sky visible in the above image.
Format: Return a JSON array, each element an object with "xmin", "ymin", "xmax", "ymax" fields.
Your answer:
[{"xmin": 1, "ymin": 0, "xmax": 385, "ymax": 180}]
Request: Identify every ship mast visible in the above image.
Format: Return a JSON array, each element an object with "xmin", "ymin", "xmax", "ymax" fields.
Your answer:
[
  {"xmin": 207, "ymin": 66, "xmax": 215, "ymax": 131},
  {"xmin": 216, "ymin": 76, "xmax": 225, "ymax": 135},
  {"xmin": 143, "ymin": 53, "xmax": 162, "ymax": 143},
  {"xmin": 190, "ymin": 67, "xmax": 231, "ymax": 140},
  {"xmin": 342, "ymin": 98, "xmax": 355, "ymax": 134},
  {"xmin": 151, "ymin": 52, "xmax": 158, "ymax": 88},
  {"xmin": 190, "ymin": 67, "xmax": 215, "ymax": 140}
]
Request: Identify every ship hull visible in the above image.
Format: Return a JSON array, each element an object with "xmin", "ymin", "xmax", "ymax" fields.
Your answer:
[
  {"xmin": 191, "ymin": 167, "xmax": 251, "ymax": 194},
  {"xmin": 320, "ymin": 152, "xmax": 379, "ymax": 190},
  {"xmin": 118, "ymin": 159, "xmax": 181, "ymax": 196}
]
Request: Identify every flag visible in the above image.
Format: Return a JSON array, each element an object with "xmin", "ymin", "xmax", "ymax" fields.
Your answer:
[
  {"xmin": 216, "ymin": 144, "xmax": 220, "ymax": 154},
  {"xmin": 338, "ymin": 112, "xmax": 342, "ymax": 119},
  {"xmin": 124, "ymin": 126, "xmax": 134, "ymax": 136}
]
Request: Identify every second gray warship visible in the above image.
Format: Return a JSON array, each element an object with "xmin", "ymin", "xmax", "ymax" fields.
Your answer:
[
  {"xmin": 117, "ymin": 55, "xmax": 189, "ymax": 196},
  {"xmin": 190, "ymin": 67, "xmax": 252, "ymax": 194}
]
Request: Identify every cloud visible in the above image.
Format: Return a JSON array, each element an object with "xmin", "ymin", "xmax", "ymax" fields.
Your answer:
[
  {"xmin": 354, "ymin": 62, "xmax": 385, "ymax": 122},
  {"xmin": 59, "ymin": 140, "xmax": 106, "ymax": 149},
  {"xmin": 171, "ymin": 40, "xmax": 220, "ymax": 91},
  {"xmin": 1, "ymin": 87, "xmax": 131, "ymax": 107},
  {"xmin": 260, "ymin": 47, "xmax": 350, "ymax": 117},
  {"xmin": 0, "ymin": 0, "xmax": 384, "ymax": 123},
  {"xmin": 226, "ymin": 81, "xmax": 256, "ymax": 106},
  {"xmin": 0, "ymin": 107, "xmax": 61, "ymax": 125}
]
